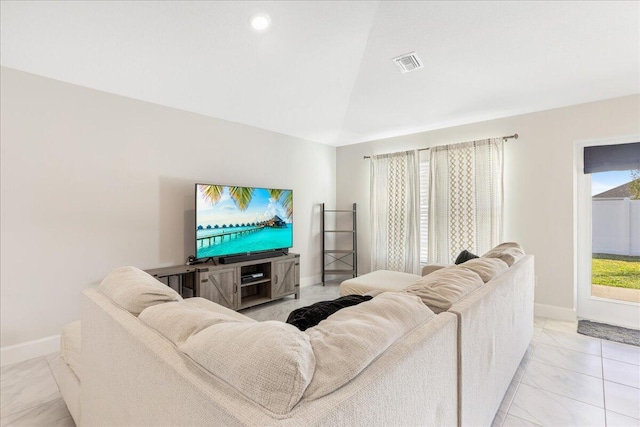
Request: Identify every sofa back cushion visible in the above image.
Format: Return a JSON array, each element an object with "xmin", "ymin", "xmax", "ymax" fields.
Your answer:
[
  {"xmin": 183, "ymin": 297, "xmax": 256, "ymax": 323},
  {"xmin": 458, "ymin": 257, "xmax": 509, "ymax": 283},
  {"xmin": 98, "ymin": 266, "xmax": 182, "ymax": 316},
  {"xmin": 304, "ymin": 292, "xmax": 434, "ymax": 400},
  {"xmin": 139, "ymin": 299, "xmax": 250, "ymax": 346},
  {"xmin": 481, "ymin": 242, "xmax": 525, "ymax": 266},
  {"xmin": 404, "ymin": 267, "xmax": 483, "ymax": 313},
  {"xmin": 180, "ymin": 320, "xmax": 315, "ymax": 415}
]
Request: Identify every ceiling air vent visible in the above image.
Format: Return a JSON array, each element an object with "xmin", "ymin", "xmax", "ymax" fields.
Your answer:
[{"xmin": 392, "ymin": 52, "xmax": 423, "ymax": 73}]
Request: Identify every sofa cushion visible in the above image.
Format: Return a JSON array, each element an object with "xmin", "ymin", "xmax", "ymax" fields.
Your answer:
[
  {"xmin": 421, "ymin": 263, "xmax": 449, "ymax": 276},
  {"xmin": 304, "ymin": 292, "xmax": 434, "ymax": 400},
  {"xmin": 481, "ymin": 242, "xmax": 525, "ymax": 266},
  {"xmin": 139, "ymin": 300, "xmax": 249, "ymax": 346},
  {"xmin": 404, "ymin": 267, "xmax": 484, "ymax": 313},
  {"xmin": 60, "ymin": 320, "xmax": 82, "ymax": 380},
  {"xmin": 458, "ymin": 258, "xmax": 509, "ymax": 283},
  {"xmin": 98, "ymin": 266, "xmax": 182, "ymax": 316},
  {"xmin": 180, "ymin": 320, "xmax": 315, "ymax": 415},
  {"xmin": 339, "ymin": 270, "xmax": 422, "ymax": 296},
  {"xmin": 286, "ymin": 295, "xmax": 373, "ymax": 331},
  {"xmin": 183, "ymin": 297, "xmax": 255, "ymax": 323}
]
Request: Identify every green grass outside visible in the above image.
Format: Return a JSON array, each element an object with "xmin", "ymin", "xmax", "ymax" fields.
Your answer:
[{"xmin": 592, "ymin": 253, "xmax": 640, "ymax": 290}]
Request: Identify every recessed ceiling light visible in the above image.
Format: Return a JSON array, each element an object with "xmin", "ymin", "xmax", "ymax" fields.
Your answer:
[{"xmin": 250, "ymin": 13, "xmax": 271, "ymax": 31}]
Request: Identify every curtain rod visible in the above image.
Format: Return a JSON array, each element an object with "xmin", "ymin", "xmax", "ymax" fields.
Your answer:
[{"xmin": 362, "ymin": 133, "xmax": 518, "ymax": 159}]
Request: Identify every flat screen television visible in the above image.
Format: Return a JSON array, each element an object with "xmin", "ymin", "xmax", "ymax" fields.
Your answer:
[{"xmin": 195, "ymin": 183, "xmax": 293, "ymax": 260}]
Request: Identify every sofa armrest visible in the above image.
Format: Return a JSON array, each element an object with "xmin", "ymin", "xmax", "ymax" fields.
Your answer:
[{"xmin": 421, "ymin": 264, "xmax": 450, "ymax": 276}]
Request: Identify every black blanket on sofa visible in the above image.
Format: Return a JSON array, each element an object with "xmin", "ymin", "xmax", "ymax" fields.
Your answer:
[{"xmin": 286, "ymin": 294, "xmax": 373, "ymax": 331}]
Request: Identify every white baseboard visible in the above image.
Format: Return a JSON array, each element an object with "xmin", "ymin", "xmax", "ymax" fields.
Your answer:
[
  {"xmin": 1, "ymin": 334, "xmax": 60, "ymax": 367},
  {"xmin": 534, "ymin": 303, "xmax": 577, "ymax": 322}
]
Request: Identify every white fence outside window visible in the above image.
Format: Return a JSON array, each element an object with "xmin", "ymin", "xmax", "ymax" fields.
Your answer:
[{"xmin": 592, "ymin": 199, "xmax": 640, "ymax": 256}]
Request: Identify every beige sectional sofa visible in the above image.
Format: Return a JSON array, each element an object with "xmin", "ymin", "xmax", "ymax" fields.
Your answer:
[
  {"xmin": 59, "ymin": 267, "xmax": 458, "ymax": 426},
  {"xmin": 341, "ymin": 243, "xmax": 535, "ymax": 426},
  {"xmin": 59, "ymin": 242, "xmax": 533, "ymax": 427}
]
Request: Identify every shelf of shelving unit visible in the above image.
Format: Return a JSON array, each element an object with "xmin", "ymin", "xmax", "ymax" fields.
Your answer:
[
  {"xmin": 321, "ymin": 203, "xmax": 357, "ymax": 285},
  {"xmin": 240, "ymin": 278, "xmax": 270, "ymax": 287}
]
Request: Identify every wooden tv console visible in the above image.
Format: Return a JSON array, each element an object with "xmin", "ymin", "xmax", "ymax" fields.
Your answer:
[{"xmin": 145, "ymin": 253, "xmax": 300, "ymax": 311}]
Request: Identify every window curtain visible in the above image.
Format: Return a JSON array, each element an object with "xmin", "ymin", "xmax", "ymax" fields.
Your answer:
[
  {"xmin": 428, "ymin": 138, "xmax": 504, "ymax": 264},
  {"xmin": 419, "ymin": 150, "xmax": 430, "ymax": 265},
  {"xmin": 370, "ymin": 150, "xmax": 421, "ymax": 274}
]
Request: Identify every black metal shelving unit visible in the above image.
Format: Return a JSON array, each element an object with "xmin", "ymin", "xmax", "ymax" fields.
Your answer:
[{"xmin": 321, "ymin": 203, "xmax": 357, "ymax": 285}]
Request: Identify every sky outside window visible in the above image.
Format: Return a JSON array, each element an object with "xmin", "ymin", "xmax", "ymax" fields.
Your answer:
[{"xmin": 591, "ymin": 170, "xmax": 634, "ymax": 195}]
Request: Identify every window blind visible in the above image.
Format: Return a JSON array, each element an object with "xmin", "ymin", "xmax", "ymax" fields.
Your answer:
[{"xmin": 584, "ymin": 142, "xmax": 640, "ymax": 174}]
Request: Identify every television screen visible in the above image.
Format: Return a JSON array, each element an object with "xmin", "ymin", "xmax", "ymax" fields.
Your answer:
[{"xmin": 195, "ymin": 184, "xmax": 293, "ymax": 259}]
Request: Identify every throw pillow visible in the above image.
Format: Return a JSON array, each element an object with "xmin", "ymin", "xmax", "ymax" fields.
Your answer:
[
  {"xmin": 481, "ymin": 242, "xmax": 525, "ymax": 266},
  {"xmin": 286, "ymin": 295, "xmax": 373, "ymax": 331},
  {"xmin": 98, "ymin": 266, "xmax": 182, "ymax": 316},
  {"xmin": 455, "ymin": 249, "xmax": 479, "ymax": 264}
]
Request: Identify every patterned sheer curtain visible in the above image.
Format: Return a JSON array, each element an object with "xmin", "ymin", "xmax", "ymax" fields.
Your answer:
[
  {"xmin": 428, "ymin": 138, "xmax": 504, "ymax": 264},
  {"xmin": 370, "ymin": 150, "xmax": 420, "ymax": 274}
]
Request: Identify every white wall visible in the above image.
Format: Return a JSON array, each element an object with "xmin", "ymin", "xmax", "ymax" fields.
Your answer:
[
  {"xmin": 0, "ymin": 67, "xmax": 336, "ymax": 351},
  {"xmin": 336, "ymin": 95, "xmax": 640, "ymax": 316},
  {"xmin": 592, "ymin": 199, "xmax": 640, "ymax": 256}
]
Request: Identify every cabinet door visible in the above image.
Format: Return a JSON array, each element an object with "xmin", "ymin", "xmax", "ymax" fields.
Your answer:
[
  {"xmin": 198, "ymin": 267, "xmax": 237, "ymax": 310},
  {"xmin": 272, "ymin": 259, "xmax": 299, "ymax": 297}
]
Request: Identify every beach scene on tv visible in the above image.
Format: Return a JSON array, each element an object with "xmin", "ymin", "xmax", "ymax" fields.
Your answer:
[{"xmin": 196, "ymin": 184, "xmax": 293, "ymax": 259}]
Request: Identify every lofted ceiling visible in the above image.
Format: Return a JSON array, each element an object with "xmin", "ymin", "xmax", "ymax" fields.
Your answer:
[{"xmin": 1, "ymin": 1, "xmax": 639, "ymax": 146}]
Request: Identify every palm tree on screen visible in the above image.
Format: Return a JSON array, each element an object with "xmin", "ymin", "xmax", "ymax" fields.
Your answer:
[
  {"xmin": 281, "ymin": 190, "xmax": 293, "ymax": 219},
  {"xmin": 200, "ymin": 185, "xmax": 223, "ymax": 205},
  {"xmin": 199, "ymin": 185, "xmax": 254, "ymax": 211},
  {"xmin": 228, "ymin": 186, "xmax": 254, "ymax": 211},
  {"xmin": 268, "ymin": 189, "xmax": 293, "ymax": 219},
  {"xmin": 199, "ymin": 185, "xmax": 291, "ymax": 218}
]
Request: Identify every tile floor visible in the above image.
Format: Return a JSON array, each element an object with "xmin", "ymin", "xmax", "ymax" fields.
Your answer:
[
  {"xmin": 491, "ymin": 316, "xmax": 640, "ymax": 427},
  {"xmin": 1, "ymin": 352, "xmax": 74, "ymax": 427},
  {"xmin": 1, "ymin": 283, "xmax": 639, "ymax": 426}
]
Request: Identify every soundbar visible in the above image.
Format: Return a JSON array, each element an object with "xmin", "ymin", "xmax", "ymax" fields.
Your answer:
[{"xmin": 219, "ymin": 249, "xmax": 288, "ymax": 264}]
